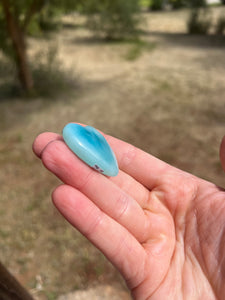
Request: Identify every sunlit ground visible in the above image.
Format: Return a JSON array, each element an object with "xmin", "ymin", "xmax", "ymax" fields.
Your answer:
[{"xmin": 0, "ymin": 7, "xmax": 225, "ymax": 299}]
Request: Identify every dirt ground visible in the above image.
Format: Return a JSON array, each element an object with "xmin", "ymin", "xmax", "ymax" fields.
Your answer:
[{"xmin": 0, "ymin": 7, "xmax": 225, "ymax": 300}]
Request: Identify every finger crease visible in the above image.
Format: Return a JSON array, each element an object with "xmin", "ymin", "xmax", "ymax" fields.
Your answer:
[{"xmin": 115, "ymin": 193, "xmax": 129, "ymax": 221}]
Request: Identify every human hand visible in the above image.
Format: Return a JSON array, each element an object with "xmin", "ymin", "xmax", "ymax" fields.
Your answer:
[{"xmin": 33, "ymin": 128, "xmax": 225, "ymax": 300}]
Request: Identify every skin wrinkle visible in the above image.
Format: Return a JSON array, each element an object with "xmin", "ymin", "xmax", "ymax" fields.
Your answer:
[
  {"xmin": 41, "ymin": 141, "xmax": 66, "ymax": 175},
  {"xmin": 196, "ymin": 193, "xmax": 225, "ymax": 275},
  {"xmin": 218, "ymin": 227, "xmax": 225, "ymax": 277},
  {"xmin": 39, "ymin": 135, "xmax": 63, "ymax": 159},
  {"xmin": 136, "ymin": 251, "xmax": 176, "ymax": 300},
  {"xmin": 113, "ymin": 191, "xmax": 130, "ymax": 223},
  {"xmin": 182, "ymin": 213, "xmax": 200, "ymax": 299},
  {"xmin": 77, "ymin": 166, "xmax": 98, "ymax": 191},
  {"xmin": 143, "ymin": 184, "xmax": 198, "ymax": 299},
  {"xmin": 83, "ymin": 207, "xmax": 105, "ymax": 239},
  {"xmin": 145, "ymin": 190, "xmax": 161, "ymax": 212},
  {"xmin": 110, "ymin": 229, "xmax": 141, "ymax": 280},
  {"xmin": 180, "ymin": 189, "xmax": 199, "ymax": 299},
  {"xmin": 141, "ymin": 211, "xmax": 154, "ymax": 243},
  {"xmin": 184, "ymin": 208, "xmax": 215, "ymax": 298},
  {"xmin": 142, "ymin": 190, "xmax": 173, "ymax": 243},
  {"xmin": 42, "ymin": 139, "xmax": 96, "ymax": 190},
  {"xmin": 120, "ymin": 143, "xmax": 137, "ymax": 169},
  {"xmin": 195, "ymin": 210, "xmax": 217, "ymax": 299},
  {"xmin": 111, "ymin": 173, "xmax": 150, "ymax": 208},
  {"xmin": 135, "ymin": 235, "xmax": 175, "ymax": 299},
  {"xmin": 183, "ymin": 251, "xmax": 197, "ymax": 299},
  {"xmin": 115, "ymin": 191, "xmax": 150, "ymax": 243},
  {"xmin": 201, "ymin": 215, "xmax": 225, "ymax": 298},
  {"xmin": 146, "ymin": 189, "xmax": 172, "ymax": 219},
  {"xmin": 185, "ymin": 248, "xmax": 216, "ymax": 300},
  {"xmin": 176, "ymin": 180, "xmax": 199, "ymax": 243},
  {"xmin": 128, "ymin": 253, "xmax": 150, "ymax": 299}
]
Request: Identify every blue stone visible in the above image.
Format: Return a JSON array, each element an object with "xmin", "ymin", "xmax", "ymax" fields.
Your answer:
[{"xmin": 62, "ymin": 123, "xmax": 119, "ymax": 177}]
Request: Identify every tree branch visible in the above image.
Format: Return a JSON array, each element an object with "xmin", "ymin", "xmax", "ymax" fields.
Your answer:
[{"xmin": 0, "ymin": 0, "xmax": 22, "ymax": 43}]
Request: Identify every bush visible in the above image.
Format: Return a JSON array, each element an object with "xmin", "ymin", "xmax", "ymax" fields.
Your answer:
[
  {"xmin": 187, "ymin": 8, "xmax": 211, "ymax": 34},
  {"xmin": 37, "ymin": 6, "xmax": 62, "ymax": 32},
  {"xmin": 31, "ymin": 46, "xmax": 78, "ymax": 98},
  {"xmin": 149, "ymin": 0, "xmax": 164, "ymax": 11},
  {"xmin": 169, "ymin": 0, "xmax": 186, "ymax": 9},
  {"xmin": 0, "ymin": 46, "xmax": 78, "ymax": 99},
  {"xmin": 83, "ymin": 0, "xmax": 140, "ymax": 40},
  {"xmin": 188, "ymin": 0, "xmax": 207, "ymax": 8},
  {"xmin": 215, "ymin": 15, "xmax": 225, "ymax": 35}
]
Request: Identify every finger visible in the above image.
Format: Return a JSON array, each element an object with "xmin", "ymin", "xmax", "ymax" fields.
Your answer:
[
  {"xmin": 109, "ymin": 170, "xmax": 150, "ymax": 208},
  {"xmin": 33, "ymin": 132, "xmax": 150, "ymax": 207},
  {"xmin": 41, "ymin": 139, "xmax": 152, "ymax": 242},
  {"xmin": 105, "ymin": 135, "xmax": 171, "ymax": 190},
  {"xmin": 220, "ymin": 135, "xmax": 225, "ymax": 172},
  {"xmin": 32, "ymin": 132, "xmax": 62, "ymax": 158},
  {"xmin": 33, "ymin": 129, "xmax": 170, "ymax": 191},
  {"xmin": 52, "ymin": 184, "xmax": 146, "ymax": 284}
]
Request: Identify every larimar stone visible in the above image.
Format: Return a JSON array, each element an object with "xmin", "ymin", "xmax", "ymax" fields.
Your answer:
[{"xmin": 62, "ymin": 123, "xmax": 119, "ymax": 177}]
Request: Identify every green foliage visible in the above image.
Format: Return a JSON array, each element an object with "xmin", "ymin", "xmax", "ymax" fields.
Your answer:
[
  {"xmin": 0, "ymin": 0, "xmax": 80, "ymax": 93},
  {"xmin": 150, "ymin": 0, "xmax": 164, "ymax": 11},
  {"xmin": 148, "ymin": 0, "xmax": 206, "ymax": 10},
  {"xmin": 149, "ymin": 0, "xmax": 187, "ymax": 10},
  {"xmin": 82, "ymin": 0, "xmax": 141, "ymax": 40},
  {"xmin": 187, "ymin": 8, "xmax": 211, "ymax": 34},
  {"xmin": 188, "ymin": 0, "xmax": 207, "ymax": 8},
  {"xmin": 139, "ymin": 0, "xmax": 150, "ymax": 9},
  {"xmin": 34, "ymin": 1, "xmax": 80, "ymax": 33},
  {"xmin": 35, "ymin": 6, "xmax": 62, "ymax": 33},
  {"xmin": 0, "ymin": 15, "xmax": 14, "ymax": 60},
  {"xmin": 169, "ymin": 0, "xmax": 186, "ymax": 9},
  {"xmin": 124, "ymin": 39, "xmax": 156, "ymax": 61}
]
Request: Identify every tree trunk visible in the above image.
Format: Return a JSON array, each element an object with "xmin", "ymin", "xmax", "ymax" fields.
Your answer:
[
  {"xmin": 1, "ymin": 0, "xmax": 34, "ymax": 93},
  {"xmin": 14, "ymin": 31, "xmax": 34, "ymax": 93},
  {"xmin": 0, "ymin": 261, "xmax": 34, "ymax": 300}
]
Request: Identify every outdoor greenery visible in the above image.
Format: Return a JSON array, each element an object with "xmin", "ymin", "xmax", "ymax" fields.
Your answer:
[
  {"xmin": 0, "ymin": 0, "xmax": 142, "ymax": 94},
  {"xmin": 187, "ymin": 7, "xmax": 212, "ymax": 34},
  {"xmin": 81, "ymin": 0, "xmax": 140, "ymax": 40},
  {"xmin": 0, "ymin": 0, "xmax": 224, "ymax": 94},
  {"xmin": 1, "ymin": 5, "xmax": 225, "ymax": 299},
  {"xmin": 0, "ymin": 0, "xmax": 79, "ymax": 93},
  {"xmin": 215, "ymin": 14, "xmax": 225, "ymax": 34},
  {"xmin": 149, "ymin": 0, "xmax": 188, "ymax": 10}
]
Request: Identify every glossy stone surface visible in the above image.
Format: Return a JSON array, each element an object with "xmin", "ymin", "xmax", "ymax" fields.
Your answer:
[{"xmin": 62, "ymin": 123, "xmax": 119, "ymax": 177}]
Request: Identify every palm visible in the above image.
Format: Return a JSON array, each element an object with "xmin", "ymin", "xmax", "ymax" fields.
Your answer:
[
  {"xmin": 140, "ymin": 173, "xmax": 225, "ymax": 300},
  {"xmin": 33, "ymin": 131, "xmax": 225, "ymax": 300}
]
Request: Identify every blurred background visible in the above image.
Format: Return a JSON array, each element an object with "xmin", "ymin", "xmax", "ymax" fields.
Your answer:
[{"xmin": 0, "ymin": 0, "xmax": 225, "ymax": 299}]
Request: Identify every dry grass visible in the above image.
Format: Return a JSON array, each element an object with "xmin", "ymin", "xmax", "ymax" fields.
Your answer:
[{"xmin": 0, "ymin": 7, "xmax": 225, "ymax": 300}]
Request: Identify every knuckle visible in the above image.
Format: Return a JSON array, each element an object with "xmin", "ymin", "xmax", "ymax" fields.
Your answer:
[
  {"xmin": 84, "ymin": 209, "xmax": 104, "ymax": 238},
  {"xmin": 114, "ymin": 192, "xmax": 130, "ymax": 221},
  {"xmin": 78, "ymin": 169, "xmax": 96, "ymax": 190},
  {"xmin": 41, "ymin": 140, "xmax": 62, "ymax": 169}
]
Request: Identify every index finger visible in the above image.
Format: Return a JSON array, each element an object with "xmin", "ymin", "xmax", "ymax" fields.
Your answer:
[
  {"xmin": 33, "ymin": 128, "xmax": 171, "ymax": 190},
  {"xmin": 105, "ymin": 134, "xmax": 170, "ymax": 190}
]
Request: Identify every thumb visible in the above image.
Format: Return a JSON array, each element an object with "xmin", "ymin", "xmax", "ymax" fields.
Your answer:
[{"xmin": 219, "ymin": 136, "xmax": 225, "ymax": 172}]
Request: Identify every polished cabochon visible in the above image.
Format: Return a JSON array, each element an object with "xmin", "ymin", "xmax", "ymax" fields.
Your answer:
[{"xmin": 62, "ymin": 123, "xmax": 119, "ymax": 177}]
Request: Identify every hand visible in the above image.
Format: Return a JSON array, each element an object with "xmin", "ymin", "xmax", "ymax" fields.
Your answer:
[{"xmin": 33, "ymin": 129, "xmax": 225, "ymax": 300}]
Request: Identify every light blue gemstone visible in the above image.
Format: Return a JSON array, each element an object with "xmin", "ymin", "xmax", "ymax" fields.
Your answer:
[{"xmin": 62, "ymin": 123, "xmax": 119, "ymax": 177}]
